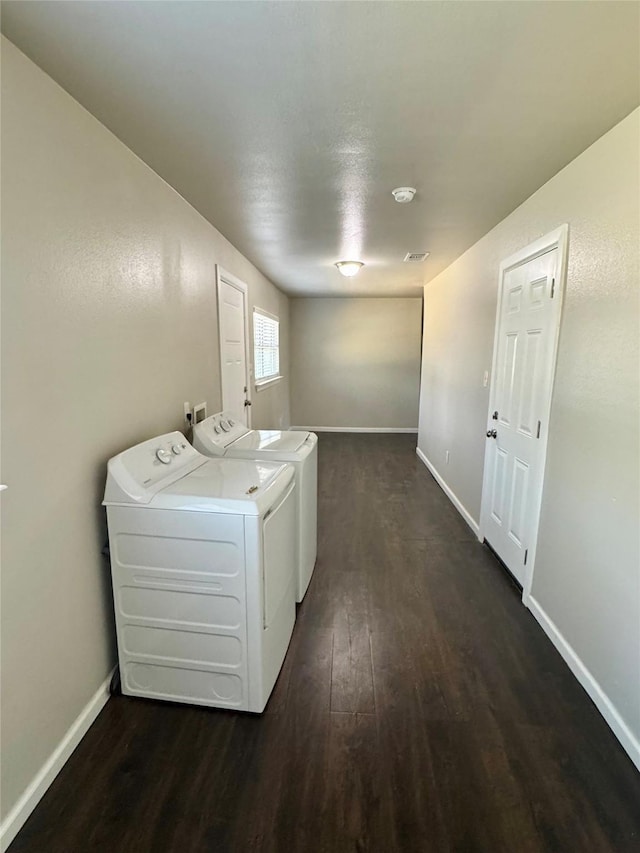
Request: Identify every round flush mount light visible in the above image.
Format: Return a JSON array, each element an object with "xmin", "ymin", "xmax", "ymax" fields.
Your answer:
[
  {"xmin": 392, "ymin": 186, "xmax": 417, "ymax": 203},
  {"xmin": 335, "ymin": 261, "xmax": 364, "ymax": 277}
]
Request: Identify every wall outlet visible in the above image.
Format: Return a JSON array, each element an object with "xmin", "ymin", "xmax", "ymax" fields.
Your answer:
[
  {"xmin": 183, "ymin": 402, "xmax": 192, "ymax": 427},
  {"xmin": 445, "ymin": 450, "xmax": 450, "ymax": 464}
]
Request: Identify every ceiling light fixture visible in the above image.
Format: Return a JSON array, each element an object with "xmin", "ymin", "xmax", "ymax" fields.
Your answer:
[
  {"xmin": 335, "ymin": 261, "xmax": 364, "ymax": 277},
  {"xmin": 392, "ymin": 187, "xmax": 417, "ymax": 203}
]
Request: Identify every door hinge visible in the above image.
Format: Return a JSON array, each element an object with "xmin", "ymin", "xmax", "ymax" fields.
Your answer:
[
  {"xmin": 524, "ymin": 549, "xmax": 528, "ymax": 565},
  {"xmin": 550, "ymin": 277, "xmax": 555, "ymax": 298},
  {"xmin": 536, "ymin": 420, "xmax": 541, "ymax": 439}
]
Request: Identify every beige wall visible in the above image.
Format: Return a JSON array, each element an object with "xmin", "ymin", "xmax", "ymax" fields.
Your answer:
[
  {"xmin": 418, "ymin": 109, "xmax": 639, "ymax": 759},
  {"xmin": 0, "ymin": 37, "xmax": 290, "ymax": 823},
  {"xmin": 290, "ymin": 298, "xmax": 422, "ymax": 429}
]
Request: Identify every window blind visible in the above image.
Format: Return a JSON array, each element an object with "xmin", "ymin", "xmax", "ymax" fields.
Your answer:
[{"xmin": 253, "ymin": 310, "xmax": 280, "ymax": 382}]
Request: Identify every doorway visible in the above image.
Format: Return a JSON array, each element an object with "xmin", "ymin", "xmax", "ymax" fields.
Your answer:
[
  {"xmin": 479, "ymin": 225, "xmax": 569, "ymax": 598},
  {"xmin": 216, "ymin": 266, "xmax": 252, "ymax": 426}
]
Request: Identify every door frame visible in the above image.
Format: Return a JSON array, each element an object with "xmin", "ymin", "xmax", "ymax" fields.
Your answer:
[
  {"xmin": 216, "ymin": 265, "xmax": 252, "ymax": 428},
  {"xmin": 479, "ymin": 224, "xmax": 569, "ymax": 603}
]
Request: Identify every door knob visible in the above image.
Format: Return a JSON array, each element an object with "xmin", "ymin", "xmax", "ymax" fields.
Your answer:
[{"xmin": 486, "ymin": 429, "xmax": 497, "ymax": 438}]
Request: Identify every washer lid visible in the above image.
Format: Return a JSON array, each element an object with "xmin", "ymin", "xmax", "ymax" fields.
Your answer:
[
  {"xmin": 150, "ymin": 457, "xmax": 294, "ymax": 516},
  {"xmin": 230, "ymin": 430, "xmax": 309, "ymax": 453}
]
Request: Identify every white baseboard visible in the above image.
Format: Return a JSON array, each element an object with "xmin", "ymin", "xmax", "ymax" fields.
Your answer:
[
  {"xmin": 415, "ymin": 447, "xmax": 480, "ymax": 538},
  {"xmin": 290, "ymin": 426, "xmax": 418, "ymax": 433},
  {"xmin": 525, "ymin": 595, "xmax": 640, "ymax": 772},
  {"xmin": 0, "ymin": 668, "xmax": 115, "ymax": 852}
]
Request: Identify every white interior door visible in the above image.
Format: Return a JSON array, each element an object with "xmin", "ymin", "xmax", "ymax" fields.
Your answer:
[
  {"xmin": 480, "ymin": 227, "xmax": 568, "ymax": 591},
  {"xmin": 216, "ymin": 267, "xmax": 251, "ymax": 426}
]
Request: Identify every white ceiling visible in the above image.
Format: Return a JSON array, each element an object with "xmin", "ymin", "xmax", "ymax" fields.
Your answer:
[{"xmin": 2, "ymin": 1, "xmax": 638, "ymax": 297}]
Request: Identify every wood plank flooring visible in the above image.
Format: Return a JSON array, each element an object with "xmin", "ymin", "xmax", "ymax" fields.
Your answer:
[{"xmin": 10, "ymin": 433, "xmax": 640, "ymax": 852}]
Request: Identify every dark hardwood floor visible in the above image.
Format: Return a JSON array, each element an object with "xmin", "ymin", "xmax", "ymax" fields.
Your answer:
[{"xmin": 10, "ymin": 434, "xmax": 640, "ymax": 852}]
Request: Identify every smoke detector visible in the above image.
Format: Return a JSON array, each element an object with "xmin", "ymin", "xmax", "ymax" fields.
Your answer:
[
  {"xmin": 392, "ymin": 187, "xmax": 416, "ymax": 203},
  {"xmin": 403, "ymin": 252, "xmax": 430, "ymax": 262}
]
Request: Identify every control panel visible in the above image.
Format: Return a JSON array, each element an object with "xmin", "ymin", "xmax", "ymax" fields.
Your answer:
[
  {"xmin": 213, "ymin": 416, "xmax": 236, "ymax": 434},
  {"xmin": 104, "ymin": 432, "xmax": 204, "ymax": 505},
  {"xmin": 155, "ymin": 442, "xmax": 185, "ymax": 464},
  {"xmin": 193, "ymin": 412, "xmax": 250, "ymax": 455}
]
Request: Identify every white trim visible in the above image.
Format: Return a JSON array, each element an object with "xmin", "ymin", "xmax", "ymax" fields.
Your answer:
[
  {"xmin": 254, "ymin": 375, "xmax": 283, "ymax": 392},
  {"xmin": 479, "ymin": 224, "xmax": 569, "ymax": 596},
  {"xmin": 0, "ymin": 668, "xmax": 115, "ymax": 853},
  {"xmin": 216, "ymin": 266, "xmax": 252, "ymax": 428},
  {"xmin": 290, "ymin": 426, "xmax": 418, "ymax": 433},
  {"xmin": 252, "ymin": 305, "xmax": 279, "ymax": 324},
  {"xmin": 525, "ymin": 595, "xmax": 640, "ymax": 772},
  {"xmin": 415, "ymin": 447, "xmax": 481, "ymax": 538}
]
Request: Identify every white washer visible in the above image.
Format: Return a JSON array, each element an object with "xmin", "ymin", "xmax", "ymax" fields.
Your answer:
[
  {"xmin": 192, "ymin": 412, "xmax": 318, "ymax": 602},
  {"xmin": 103, "ymin": 431, "xmax": 297, "ymax": 713}
]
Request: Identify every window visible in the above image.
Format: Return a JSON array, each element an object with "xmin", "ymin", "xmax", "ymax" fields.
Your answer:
[{"xmin": 253, "ymin": 309, "xmax": 280, "ymax": 386}]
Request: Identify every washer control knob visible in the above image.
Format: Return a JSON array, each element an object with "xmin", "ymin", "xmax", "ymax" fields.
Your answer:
[
  {"xmin": 220, "ymin": 421, "xmax": 230, "ymax": 432},
  {"xmin": 156, "ymin": 448, "xmax": 172, "ymax": 464},
  {"xmin": 214, "ymin": 425, "xmax": 221, "ymax": 434},
  {"xmin": 171, "ymin": 444, "xmax": 182, "ymax": 455}
]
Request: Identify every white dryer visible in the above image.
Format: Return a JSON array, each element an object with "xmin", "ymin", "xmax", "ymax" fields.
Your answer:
[
  {"xmin": 192, "ymin": 412, "xmax": 318, "ymax": 602},
  {"xmin": 103, "ymin": 431, "xmax": 296, "ymax": 713}
]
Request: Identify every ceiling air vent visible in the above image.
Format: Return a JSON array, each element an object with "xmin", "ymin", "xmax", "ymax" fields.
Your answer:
[{"xmin": 403, "ymin": 252, "xmax": 430, "ymax": 262}]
